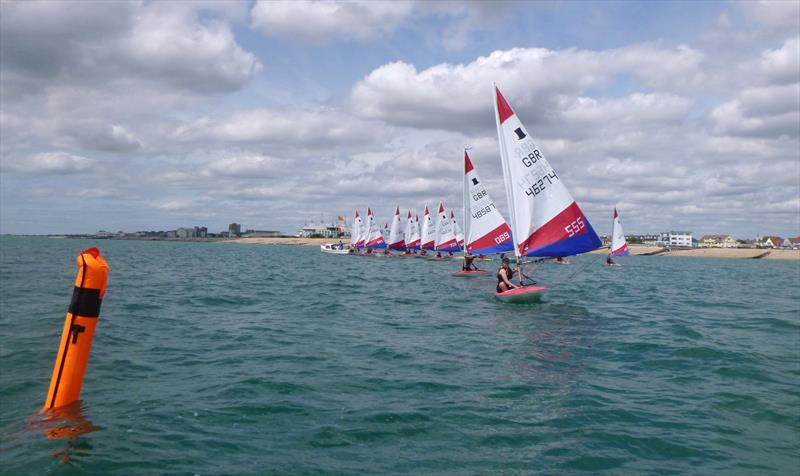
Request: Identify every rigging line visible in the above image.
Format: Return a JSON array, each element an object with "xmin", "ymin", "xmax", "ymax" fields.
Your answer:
[{"xmin": 549, "ymin": 252, "xmax": 605, "ymax": 288}]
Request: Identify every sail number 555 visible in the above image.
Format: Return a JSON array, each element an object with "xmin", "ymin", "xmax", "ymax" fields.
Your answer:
[{"xmin": 564, "ymin": 217, "xmax": 585, "ymax": 237}]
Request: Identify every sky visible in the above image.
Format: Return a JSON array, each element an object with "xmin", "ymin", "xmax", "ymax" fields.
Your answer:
[{"xmin": 1, "ymin": 0, "xmax": 798, "ymax": 238}]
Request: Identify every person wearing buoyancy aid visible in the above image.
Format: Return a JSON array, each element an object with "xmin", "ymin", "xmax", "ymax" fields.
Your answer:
[
  {"xmin": 463, "ymin": 254, "xmax": 479, "ymax": 271},
  {"xmin": 496, "ymin": 257, "xmax": 519, "ymax": 293}
]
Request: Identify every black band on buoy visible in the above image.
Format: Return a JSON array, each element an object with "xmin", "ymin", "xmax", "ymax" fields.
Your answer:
[{"xmin": 68, "ymin": 287, "xmax": 102, "ymax": 318}]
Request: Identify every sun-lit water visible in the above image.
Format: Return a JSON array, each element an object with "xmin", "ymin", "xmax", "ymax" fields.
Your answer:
[{"xmin": 1, "ymin": 236, "xmax": 798, "ymax": 474}]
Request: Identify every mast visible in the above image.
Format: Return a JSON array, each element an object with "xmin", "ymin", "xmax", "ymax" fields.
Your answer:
[{"xmin": 493, "ymin": 84, "xmax": 524, "ymax": 281}]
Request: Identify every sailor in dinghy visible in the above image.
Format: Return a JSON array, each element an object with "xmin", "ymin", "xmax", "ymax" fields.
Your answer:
[{"xmin": 493, "ymin": 85, "xmax": 601, "ymax": 302}]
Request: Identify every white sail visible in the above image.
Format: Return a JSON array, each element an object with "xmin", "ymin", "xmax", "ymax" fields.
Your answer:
[
  {"xmin": 462, "ymin": 150, "xmax": 514, "ymax": 255},
  {"xmin": 388, "ymin": 206, "xmax": 405, "ymax": 250},
  {"xmin": 611, "ymin": 207, "xmax": 630, "ymax": 256},
  {"xmin": 350, "ymin": 210, "xmax": 363, "ymax": 248},
  {"xmin": 420, "ymin": 205, "xmax": 435, "ymax": 250},
  {"xmin": 450, "ymin": 211, "xmax": 464, "ymax": 248},
  {"xmin": 363, "ymin": 208, "xmax": 387, "ymax": 249},
  {"xmin": 493, "ymin": 85, "xmax": 601, "ymax": 258},
  {"xmin": 434, "ymin": 201, "xmax": 459, "ymax": 251}
]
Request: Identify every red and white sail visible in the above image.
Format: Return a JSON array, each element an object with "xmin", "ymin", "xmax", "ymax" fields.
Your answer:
[
  {"xmin": 462, "ymin": 150, "xmax": 514, "ymax": 255},
  {"xmin": 420, "ymin": 205, "xmax": 436, "ymax": 250},
  {"xmin": 351, "ymin": 210, "xmax": 363, "ymax": 248},
  {"xmin": 434, "ymin": 202, "xmax": 460, "ymax": 252},
  {"xmin": 493, "ymin": 85, "xmax": 601, "ymax": 258},
  {"xmin": 404, "ymin": 211, "xmax": 420, "ymax": 249},
  {"xmin": 450, "ymin": 211, "xmax": 464, "ymax": 247},
  {"xmin": 363, "ymin": 207, "xmax": 387, "ymax": 249},
  {"xmin": 388, "ymin": 206, "xmax": 405, "ymax": 250},
  {"xmin": 611, "ymin": 207, "xmax": 630, "ymax": 256}
]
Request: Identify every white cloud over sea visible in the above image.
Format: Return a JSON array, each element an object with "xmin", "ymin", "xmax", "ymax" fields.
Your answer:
[{"xmin": 0, "ymin": 0, "xmax": 798, "ymax": 237}]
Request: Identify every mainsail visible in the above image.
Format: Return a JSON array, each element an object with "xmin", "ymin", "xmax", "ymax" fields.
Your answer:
[
  {"xmin": 420, "ymin": 205, "xmax": 436, "ymax": 250},
  {"xmin": 450, "ymin": 211, "xmax": 464, "ymax": 248},
  {"xmin": 434, "ymin": 202, "xmax": 460, "ymax": 252},
  {"xmin": 351, "ymin": 210, "xmax": 363, "ymax": 248},
  {"xmin": 493, "ymin": 85, "xmax": 601, "ymax": 258},
  {"xmin": 364, "ymin": 207, "xmax": 387, "ymax": 249},
  {"xmin": 405, "ymin": 211, "xmax": 421, "ymax": 249},
  {"xmin": 611, "ymin": 207, "xmax": 630, "ymax": 256},
  {"xmin": 463, "ymin": 150, "xmax": 515, "ymax": 255},
  {"xmin": 388, "ymin": 206, "xmax": 406, "ymax": 250}
]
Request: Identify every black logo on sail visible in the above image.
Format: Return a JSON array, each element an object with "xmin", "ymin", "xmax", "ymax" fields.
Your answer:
[
  {"xmin": 514, "ymin": 127, "xmax": 526, "ymax": 140},
  {"xmin": 472, "ymin": 178, "xmax": 479, "ymax": 186}
]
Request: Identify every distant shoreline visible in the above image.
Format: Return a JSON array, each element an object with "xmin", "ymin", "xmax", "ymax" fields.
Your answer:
[{"xmin": 226, "ymin": 238, "xmax": 800, "ymax": 260}]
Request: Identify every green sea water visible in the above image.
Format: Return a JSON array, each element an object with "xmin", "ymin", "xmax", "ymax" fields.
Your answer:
[{"xmin": 0, "ymin": 236, "xmax": 798, "ymax": 474}]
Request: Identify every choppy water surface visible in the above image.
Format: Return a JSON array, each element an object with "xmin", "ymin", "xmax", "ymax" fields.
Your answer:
[{"xmin": 1, "ymin": 237, "xmax": 798, "ymax": 474}]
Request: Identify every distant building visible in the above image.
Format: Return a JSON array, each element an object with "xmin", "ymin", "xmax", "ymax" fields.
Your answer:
[
  {"xmin": 176, "ymin": 227, "xmax": 196, "ymax": 239},
  {"xmin": 228, "ymin": 223, "xmax": 242, "ymax": 237},
  {"xmin": 700, "ymin": 234, "xmax": 737, "ymax": 248},
  {"xmin": 790, "ymin": 237, "xmax": 800, "ymax": 250},
  {"xmin": 762, "ymin": 236, "xmax": 784, "ymax": 248},
  {"xmin": 299, "ymin": 223, "xmax": 341, "ymax": 238},
  {"xmin": 243, "ymin": 229, "xmax": 282, "ymax": 237},
  {"xmin": 657, "ymin": 231, "xmax": 692, "ymax": 248},
  {"xmin": 195, "ymin": 226, "xmax": 207, "ymax": 238}
]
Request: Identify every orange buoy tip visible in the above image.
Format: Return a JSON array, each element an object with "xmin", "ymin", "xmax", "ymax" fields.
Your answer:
[{"xmin": 81, "ymin": 247, "xmax": 101, "ymax": 258}]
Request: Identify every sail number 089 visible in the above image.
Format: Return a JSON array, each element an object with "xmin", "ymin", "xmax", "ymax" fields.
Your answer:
[
  {"xmin": 494, "ymin": 231, "xmax": 510, "ymax": 244},
  {"xmin": 564, "ymin": 217, "xmax": 585, "ymax": 237}
]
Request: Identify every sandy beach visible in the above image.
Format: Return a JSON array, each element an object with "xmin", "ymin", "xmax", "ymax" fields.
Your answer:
[
  {"xmin": 224, "ymin": 238, "xmax": 799, "ymax": 260},
  {"xmin": 589, "ymin": 245, "xmax": 799, "ymax": 260}
]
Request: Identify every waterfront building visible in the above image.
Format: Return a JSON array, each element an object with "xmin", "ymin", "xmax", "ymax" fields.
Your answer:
[
  {"xmin": 243, "ymin": 229, "xmax": 283, "ymax": 237},
  {"xmin": 700, "ymin": 234, "xmax": 737, "ymax": 248},
  {"xmin": 228, "ymin": 223, "xmax": 242, "ymax": 237},
  {"xmin": 656, "ymin": 231, "xmax": 693, "ymax": 248},
  {"xmin": 762, "ymin": 236, "xmax": 784, "ymax": 248}
]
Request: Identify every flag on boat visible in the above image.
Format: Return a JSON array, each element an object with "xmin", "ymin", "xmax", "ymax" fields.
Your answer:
[
  {"xmin": 388, "ymin": 206, "xmax": 406, "ymax": 250},
  {"xmin": 420, "ymin": 205, "xmax": 436, "ymax": 250},
  {"xmin": 364, "ymin": 208, "xmax": 387, "ymax": 249},
  {"xmin": 611, "ymin": 207, "xmax": 630, "ymax": 256},
  {"xmin": 351, "ymin": 210, "xmax": 364, "ymax": 248},
  {"xmin": 450, "ymin": 211, "xmax": 464, "ymax": 247},
  {"xmin": 463, "ymin": 150, "xmax": 515, "ymax": 255},
  {"xmin": 434, "ymin": 202, "xmax": 461, "ymax": 252},
  {"xmin": 494, "ymin": 85, "xmax": 601, "ymax": 257}
]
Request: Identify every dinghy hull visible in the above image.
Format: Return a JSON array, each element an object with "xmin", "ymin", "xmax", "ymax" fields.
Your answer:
[
  {"xmin": 495, "ymin": 286, "xmax": 547, "ymax": 303},
  {"xmin": 450, "ymin": 270, "xmax": 489, "ymax": 276}
]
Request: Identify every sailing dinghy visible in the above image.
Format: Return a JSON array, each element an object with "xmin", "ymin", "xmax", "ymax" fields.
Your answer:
[
  {"xmin": 388, "ymin": 206, "xmax": 406, "ymax": 251},
  {"xmin": 493, "ymin": 85, "xmax": 601, "ymax": 302},
  {"xmin": 404, "ymin": 212, "xmax": 421, "ymax": 255},
  {"xmin": 420, "ymin": 205, "xmax": 435, "ymax": 255},
  {"xmin": 350, "ymin": 210, "xmax": 364, "ymax": 251},
  {"xmin": 453, "ymin": 150, "xmax": 516, "ymax": 276},
  {"xmin": 433, "ymin": 202, "xmax": 461, "ymax": 259},
  {"xmin": 363, "ymin": 207, "xmax": 387, "ymax": 253},
  {"xmin": 607, "ymin": 207, "xmax": 629, "ymax": 266}
]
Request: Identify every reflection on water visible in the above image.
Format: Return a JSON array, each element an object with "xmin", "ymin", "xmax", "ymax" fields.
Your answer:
[{"xmin": 32, "ymin": 400, "xmax": 99, "ymax": 463}]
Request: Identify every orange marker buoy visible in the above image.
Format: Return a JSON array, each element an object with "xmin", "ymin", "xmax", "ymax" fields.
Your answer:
[{"xmin": 44, "ymin": 247, "xmax": 109, "ymax": 410}]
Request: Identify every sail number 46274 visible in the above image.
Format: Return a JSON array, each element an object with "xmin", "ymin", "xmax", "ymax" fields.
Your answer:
[{"xmin": 564, "ymin": 217, "xmax": 585, "ymax": 237}]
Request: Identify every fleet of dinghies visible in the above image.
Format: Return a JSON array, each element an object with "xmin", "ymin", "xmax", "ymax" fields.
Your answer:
[{"xmin": 329, "ymin": 85, "xmax": 629, "ymax": 301}]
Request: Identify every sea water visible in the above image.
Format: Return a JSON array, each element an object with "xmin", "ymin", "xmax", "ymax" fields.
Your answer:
[{"xmin": 0, "ymin": 237, "xmax": 798, "ymax": 474}]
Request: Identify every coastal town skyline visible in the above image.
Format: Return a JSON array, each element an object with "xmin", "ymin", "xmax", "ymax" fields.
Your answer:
[{"xmin": 1, "ymin": 1, "xmax": 798, "ymax": 237}]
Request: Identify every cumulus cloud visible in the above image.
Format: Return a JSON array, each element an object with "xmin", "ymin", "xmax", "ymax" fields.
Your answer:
[
  {"xmin": 350, "ymin": 44, "xmax": 704, "ymax": 134},
  {"xmin": 2, "ymin": 152, "xmax": 96, "ymax": 175},
  {"xmin": 0, "ymin": 0, "xmax": 261, "ymax": 96},
  {"xmin": 172, "ymin": 107, "xmax": 390, "ymax": 154},
  {"xmin": 250, "ymin": 0, "xmax": 413, "ymax": 43}
]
